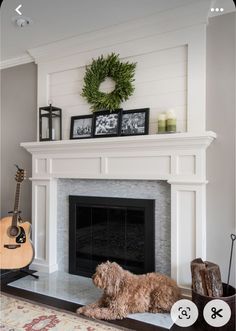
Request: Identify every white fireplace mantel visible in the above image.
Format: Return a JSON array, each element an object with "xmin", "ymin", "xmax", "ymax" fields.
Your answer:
[{"xmin": 21, "ymin": 131, "xmax": 216, "ymax": 291}]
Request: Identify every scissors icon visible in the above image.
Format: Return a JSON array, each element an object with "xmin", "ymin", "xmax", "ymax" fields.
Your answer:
[{"xmin": 211, "ymin": 307, "xmax": 223, "ymax": 319}]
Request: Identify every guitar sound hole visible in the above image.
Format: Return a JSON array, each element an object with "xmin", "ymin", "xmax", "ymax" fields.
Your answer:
[{"xmin": 9, "ymin": 226, "xmax": 20, "ymax": 237}]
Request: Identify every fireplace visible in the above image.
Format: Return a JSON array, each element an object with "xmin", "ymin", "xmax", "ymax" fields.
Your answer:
[
  {"xmin": 21, "ymin": 132, "xmax": 216, "ymax": 290},
  {"xmin": 69, "ymin": 195, "xmax": 155, "ymax": 277}
]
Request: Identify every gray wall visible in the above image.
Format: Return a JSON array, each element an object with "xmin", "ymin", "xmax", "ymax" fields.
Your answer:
[
  {"xmin": 1, "ymin": 63, "xmax": 37, "ymax": 220},
  {"xmin": 206, "ymin": 13, "xmax": 235, "ymax": 286}
]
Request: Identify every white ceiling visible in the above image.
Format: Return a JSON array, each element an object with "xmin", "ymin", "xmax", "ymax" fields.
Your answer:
[{"xmin": 1, "ymin": 0, "xmax": 235, "ymax": 61}]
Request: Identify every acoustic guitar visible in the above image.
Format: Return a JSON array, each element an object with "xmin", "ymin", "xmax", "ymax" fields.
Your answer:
[{"xmin": 0, "ymin": 166, "xmax": 34, "ymax": 269}]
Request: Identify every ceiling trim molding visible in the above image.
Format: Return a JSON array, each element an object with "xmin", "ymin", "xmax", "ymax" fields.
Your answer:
[
  {"xmin": 0, "ymin": 54, "xmax": 34, "ymax": 70},
  {"xmin": 28, "ymin": 0, "xmax": 211, "ymax": 64}
]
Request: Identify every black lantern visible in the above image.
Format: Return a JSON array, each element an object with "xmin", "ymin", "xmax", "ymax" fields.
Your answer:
[{"xmin": 39, "ymin": 104, "xmax": 62, "ymax": 141}]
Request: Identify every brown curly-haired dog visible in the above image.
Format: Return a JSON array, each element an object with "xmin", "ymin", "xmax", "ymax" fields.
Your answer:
[{"xmin": 77, "ymin": 261, "xmax": 180, "ymax": 320}]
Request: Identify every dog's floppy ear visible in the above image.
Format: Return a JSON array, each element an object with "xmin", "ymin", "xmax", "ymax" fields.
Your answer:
[{"xmin": 105, "ymin": 262, "xmax": 124, "ymax": 296}]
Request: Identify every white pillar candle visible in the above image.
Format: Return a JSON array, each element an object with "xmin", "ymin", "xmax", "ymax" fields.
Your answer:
[
  {"xmin": 47, "ymin": 128, "xmax": 55, "ymax": 140},
  {"xmin": 52, "ymin": 128, "xmax": 55, "ymax": 140}
]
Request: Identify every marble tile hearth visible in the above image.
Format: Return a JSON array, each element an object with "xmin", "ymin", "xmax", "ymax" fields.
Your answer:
[{"xmin": 9, "ymin": 271, "xmax": 174, "ymax": 329}]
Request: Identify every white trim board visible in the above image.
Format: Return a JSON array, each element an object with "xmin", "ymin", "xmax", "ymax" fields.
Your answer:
[{"xmin": 0, "ymin": 54, "xmax": 33, "ymax": 70}]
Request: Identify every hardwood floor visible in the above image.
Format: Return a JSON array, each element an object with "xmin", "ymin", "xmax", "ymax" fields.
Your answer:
[{"xmin": 1, "ymin": 277, "xmax": 226, "ymax": 331}]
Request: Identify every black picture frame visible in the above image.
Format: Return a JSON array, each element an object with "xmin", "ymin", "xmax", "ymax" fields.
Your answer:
[
  {"xmin": 70, "ymin": 115, "xmax": 94, "ymax": 139},
  {"xmin": 121, "ymin": 108, "xmax": 149, "ymax": 136},
  {"xmin": 93, "ymin": 109, "xmax": 122, "ymax": 138}
]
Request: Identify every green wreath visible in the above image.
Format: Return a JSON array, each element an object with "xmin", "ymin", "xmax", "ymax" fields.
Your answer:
[{"xmin": 82, "ymin": 53, "xmax": 136, "ymax": 112}]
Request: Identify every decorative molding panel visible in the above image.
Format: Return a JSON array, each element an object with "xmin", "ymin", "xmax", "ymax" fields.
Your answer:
[{"xmin": 22, "ymin": 132, "xmax": 215, "ymax": 182}]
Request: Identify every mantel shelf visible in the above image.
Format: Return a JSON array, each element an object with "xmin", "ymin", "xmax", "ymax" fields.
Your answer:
[{"xmin": 21, "ymin": 131, "xmax": 216, "ymax": 154}]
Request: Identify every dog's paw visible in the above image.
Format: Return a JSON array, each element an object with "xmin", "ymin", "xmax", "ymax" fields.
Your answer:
[
  {"xmin": 76, "ymin": 306, "xmax": 85, "ymax": 314},
  {"xmin": 80, "ymin": 309, "xmax": 95, "ymax": 318}
]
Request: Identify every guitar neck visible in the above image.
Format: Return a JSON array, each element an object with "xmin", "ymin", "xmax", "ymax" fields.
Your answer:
[{"xmin": 12, "ymin": 182, "xmax": 21, "ymax": 227}]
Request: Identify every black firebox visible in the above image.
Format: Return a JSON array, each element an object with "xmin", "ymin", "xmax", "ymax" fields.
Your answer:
[{"xmin": 69, "ymin": 195, "xmax": 155, "ymax": 277}]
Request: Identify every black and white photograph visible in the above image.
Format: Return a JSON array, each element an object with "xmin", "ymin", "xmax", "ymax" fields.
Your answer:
[
  {"xmin": 121, "ymin": 108, "xmax": 149, "ymax": 136},
  {"xmin": 93, "ymin": 110, "xmax": 122, "ymax": 138},
  {"xmin": 70, "ymin": 115, "xmax": 93, "ymax": 139}
]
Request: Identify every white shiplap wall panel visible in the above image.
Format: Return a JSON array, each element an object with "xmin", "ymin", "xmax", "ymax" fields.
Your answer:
[
  {"xmin": 50, "ymin": 73, "xmax": 186, "ymax": 98},
  {"xmin": 127, "ymin": 46, "xmax": 187, "ymax": 67},
  {"xmin": 49, "ymin": 46, "xmax": 187, "ymax": 139},
  {"xmin": 134, "ymin": 62, "xmax": 187, "ymax": 82},
  {"xmin": 50, "ymin": 80, "xmax": 82, "ymax": 96},
  {"xmin": 92, "ymin": 77, "xmax": 186, "ymax": 96},
  {"xmin": 122, "ymin": 92, "xmax": 186, "ymax": 109},
  {"xmin": 51, "ymin": 88, "xmax": 186, "ymax": 109},
  {"xmin": 50, "ymin": 68, "xmax": 85, "ymax": 85}
]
